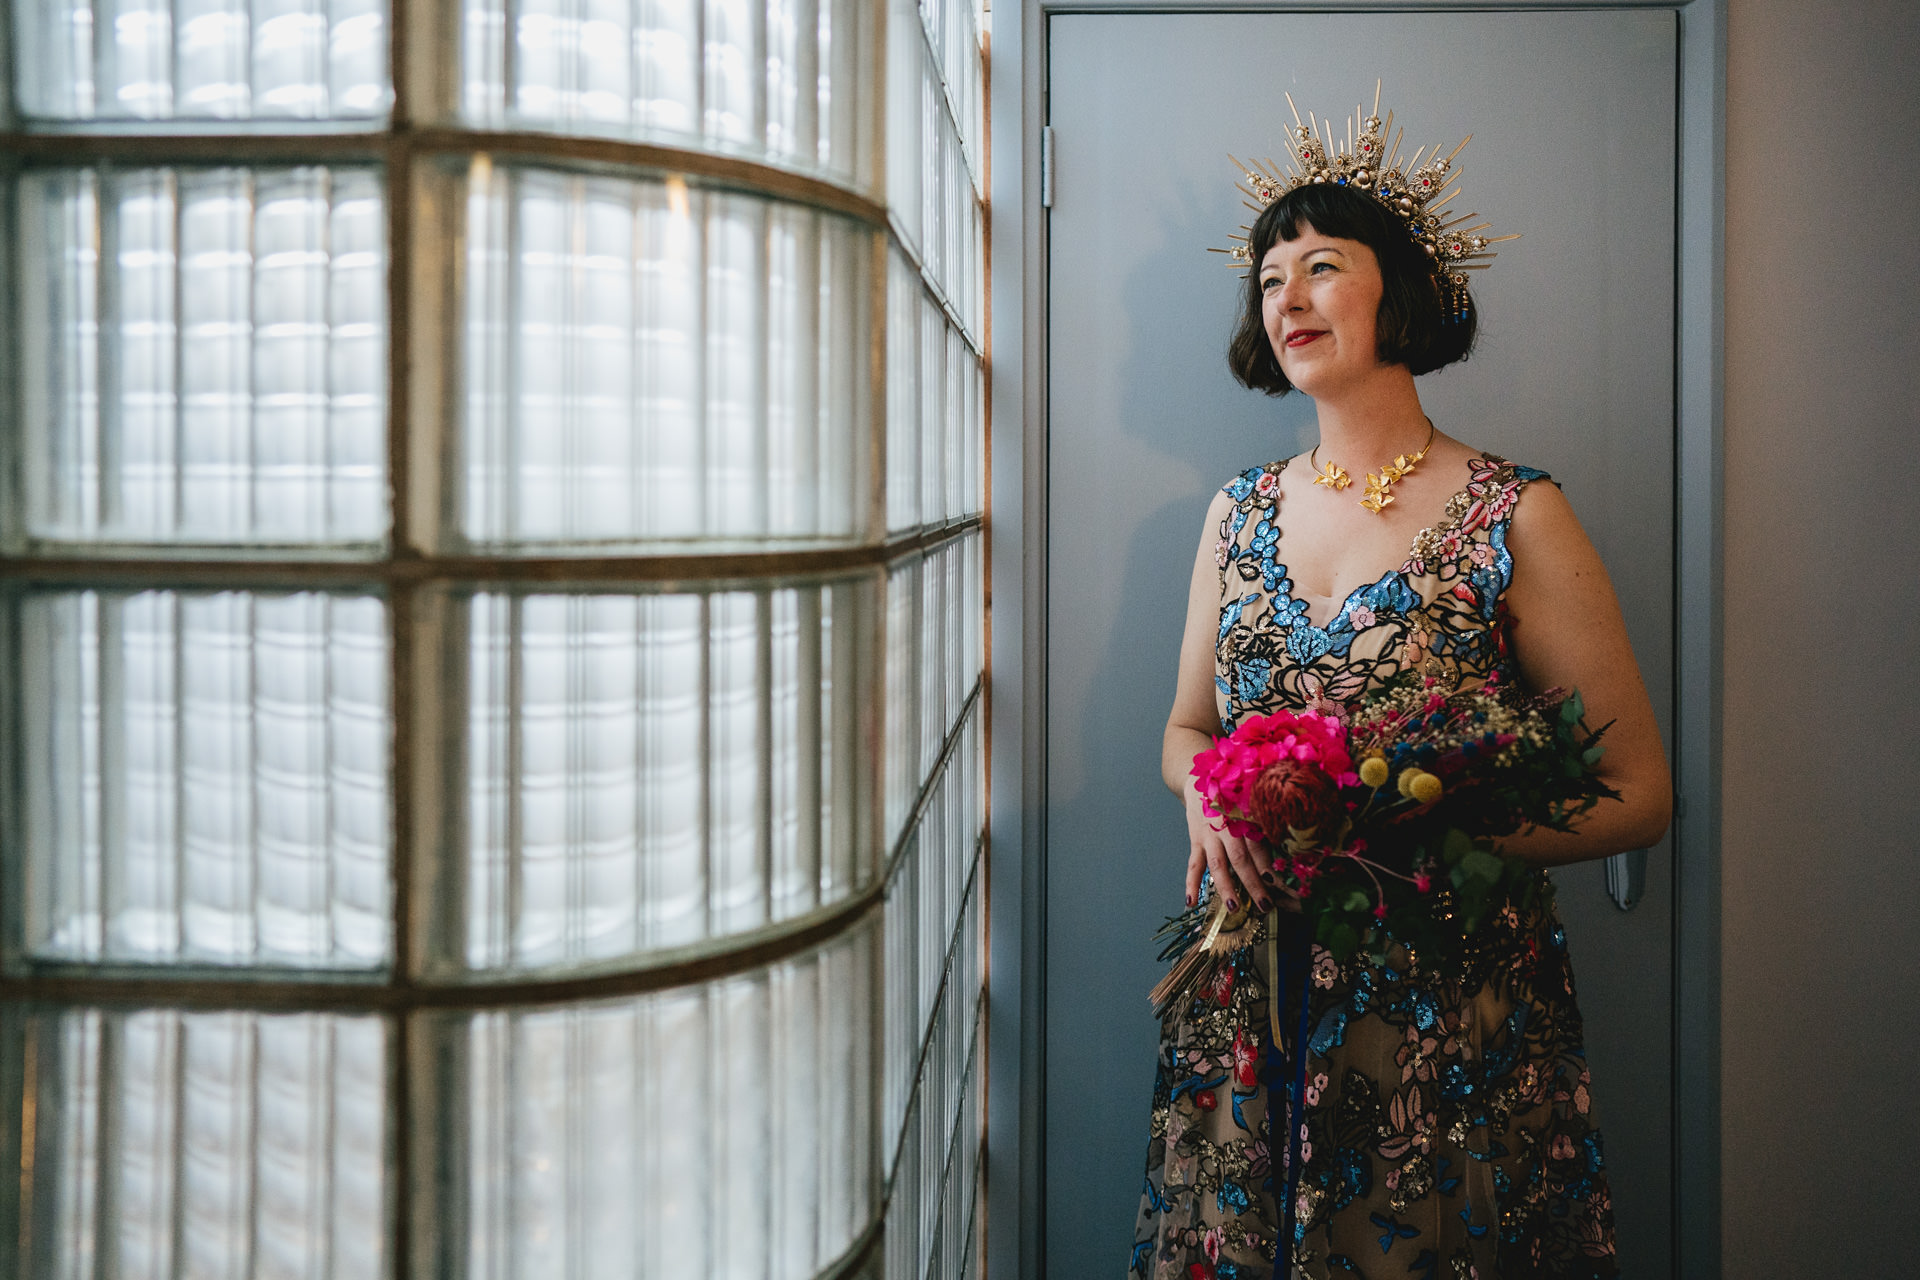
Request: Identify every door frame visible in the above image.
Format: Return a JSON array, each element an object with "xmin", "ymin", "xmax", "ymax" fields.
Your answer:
[{"xmin": 983, "ymin": 2, "xmax": 1726, "ymax": 1276}]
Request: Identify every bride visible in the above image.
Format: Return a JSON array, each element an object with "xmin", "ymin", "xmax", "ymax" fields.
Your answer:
[{"xmin": 1132, "ymin": 97, "xmax": 1671, "ymax": 1280}]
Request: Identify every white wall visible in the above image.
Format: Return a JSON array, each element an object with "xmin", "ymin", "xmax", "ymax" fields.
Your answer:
[{"xmin": 1722, "ymin": 1, "xmax": 1920, "ymax": 1271}]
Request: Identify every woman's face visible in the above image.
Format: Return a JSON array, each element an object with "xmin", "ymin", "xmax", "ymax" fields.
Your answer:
[{"xmin": 1259, "ymin": 225, "xmax": 1386, "ymax": 397}]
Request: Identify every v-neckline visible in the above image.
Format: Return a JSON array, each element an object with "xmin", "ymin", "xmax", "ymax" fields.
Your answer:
[{"xmin": 1269, "ymin": 455, "xmax": 1474, "ymax": 633}]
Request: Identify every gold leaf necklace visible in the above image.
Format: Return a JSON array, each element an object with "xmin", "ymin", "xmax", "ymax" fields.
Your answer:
[{"xmin": 1309, "ymin": 419, "xmax": 1437, "ymax": 513}]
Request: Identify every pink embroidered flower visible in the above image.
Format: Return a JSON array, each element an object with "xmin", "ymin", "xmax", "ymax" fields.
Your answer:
[
  {"xmin": 1350, "ymin": 604, "xmax": 1377, "ymax": 629},
  {"xmin": 1203, "ymin": 1227, "xmax": 1224, "ymax": 1263},
  {"xmin": 1214, "ymin": 537, "xmax": 1231, "ymax": 568},
  {"xmin": 1311, "ymin": 949, "xmax": 1340, "ymax": 989},
  {"xmin": 1397, "ymin": 1028, "xmax": 1440, "ymax": 1083},
  {"xmin": 1469, "ymin": 541, "xmax": 1495, "ymax": 567},
  {"xmin": 1550, "ymin": 1134, "xmax": 1577, "ymax": 1161},
  {"xmin": 1255, "ymin": 470, "xmax": 1279, "ymax": 496}
]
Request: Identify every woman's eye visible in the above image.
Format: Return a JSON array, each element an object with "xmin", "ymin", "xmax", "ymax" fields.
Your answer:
[
  {"xmin": 1310, "ymin": 260, "xmax": 1336, "ymax": 274},
  {"xmin": 1261, "ymin": 276, "xmax": 1284, "ymax": 292}
]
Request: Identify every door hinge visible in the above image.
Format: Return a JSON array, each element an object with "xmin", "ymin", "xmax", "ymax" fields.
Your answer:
[{"xmin": 1041, "ymin": 126, "xmax": 1056, "ymax": 209}]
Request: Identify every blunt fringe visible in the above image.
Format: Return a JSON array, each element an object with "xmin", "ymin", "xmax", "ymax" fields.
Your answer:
[{"xmin": 1227, "ymin": 183, "xmax": 1479, "ymax": 396}]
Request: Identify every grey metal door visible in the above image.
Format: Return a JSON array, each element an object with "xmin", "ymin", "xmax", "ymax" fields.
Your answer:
[{"xmin": 1041, "ymin": 11, "xmax": 1677, "ymax": 1276}]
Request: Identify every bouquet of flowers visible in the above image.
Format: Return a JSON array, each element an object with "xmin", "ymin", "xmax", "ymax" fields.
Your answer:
[{"xmin": 1150, "ymin": 673, "xmax": 1615, "ymax": 1018}]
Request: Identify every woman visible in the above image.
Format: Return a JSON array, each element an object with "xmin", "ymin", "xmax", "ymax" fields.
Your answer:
[{"xmin": 1131, "ymin": 102, "xmax": 1672, "ymax": 1280}]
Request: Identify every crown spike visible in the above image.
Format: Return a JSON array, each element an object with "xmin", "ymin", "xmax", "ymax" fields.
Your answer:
[{"xmin": 1211, "ymin": 85, "xmax": 1514, "ymax": 300}]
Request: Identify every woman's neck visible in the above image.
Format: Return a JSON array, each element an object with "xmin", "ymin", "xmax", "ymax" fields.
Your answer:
[{"xmin": 1308, "ymin": 365, "xmax": 1431, "ymax": 462}]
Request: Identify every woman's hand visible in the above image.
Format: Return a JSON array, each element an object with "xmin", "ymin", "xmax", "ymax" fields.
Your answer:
[
  {"xmin": 1166, "ymin": 490, "xmax": 1296, "ymax": 914},
  {"xmin": 1182, "ymin": 786, "xmax": 1297, "ymax": 914}
]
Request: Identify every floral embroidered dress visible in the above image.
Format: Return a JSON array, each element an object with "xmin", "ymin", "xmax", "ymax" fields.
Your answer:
[{"xmin": 1130, "ymin": 454, "xmax": 1618, "ymax": 1280}]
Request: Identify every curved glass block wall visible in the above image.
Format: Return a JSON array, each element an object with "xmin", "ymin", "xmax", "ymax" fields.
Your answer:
[{"xmin": 2, "ymin": 0, "xmax": 987, "ymax": 1274}]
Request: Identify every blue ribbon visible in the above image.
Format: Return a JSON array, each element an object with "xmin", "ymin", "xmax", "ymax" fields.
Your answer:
[{"xmin": 1266, "ymin": 915, "xmax": 1316, "ymax": 1277}]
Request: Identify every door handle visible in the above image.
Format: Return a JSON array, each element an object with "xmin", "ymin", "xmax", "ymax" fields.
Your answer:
[{"xmin": 1605, "ymin": 849, "xmax": 1647, "ymax": 911}]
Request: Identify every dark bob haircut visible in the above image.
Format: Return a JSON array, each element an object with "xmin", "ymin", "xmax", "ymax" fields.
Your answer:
[{"xmin": 1227, "ymin": 182, "xmax": 1478, "ymax": 396}]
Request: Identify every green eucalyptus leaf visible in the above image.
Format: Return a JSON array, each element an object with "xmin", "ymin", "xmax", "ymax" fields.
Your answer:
[{"xmin": 1461, "ymin": 848, "xmax": 1505, "ymax": 885}]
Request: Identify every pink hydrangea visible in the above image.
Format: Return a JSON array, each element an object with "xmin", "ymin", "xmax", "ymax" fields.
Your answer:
[{"xmin": 1190, "ymin": 709, "xmax": 1359, "ymax": 832}]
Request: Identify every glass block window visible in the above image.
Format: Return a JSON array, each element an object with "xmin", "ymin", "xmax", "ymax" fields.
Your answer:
[
  {"xmin": 3, "ymin": 0, "xmax": 986, "ymax": 1271},
  {"xmin": 887, "ymin": 250, "xmax": 985, "ymax": 533},
  {"xmin": 456, "ymin": 164, "xmax": 869, "ymax": 550},
  {"xmin": 882, "ymin": 706, "xmax": 985, "ymax": 1280},
  {"xmin": 4, "ymin": 1006, "xmax": 390, "ymax": 1276},
  {"xmin": 416, "ymin": 920, "xmax": 875, "ymax": 1277},
  {"xmin": 451, "ymin": 0, "xmax": 875, "ymax": 187},
  {"xmin": 13, "ymin": 165, "xmax": 388, "ymax": 549},
  {"xmin": 9, "ymin": 0, "xmax": 392, "ymax": 123},
  {"xmin": 13, "ymin": 589, "xmax": 392, "ymax": 970},
  {"xmin": 884, "ymin": 532, "xmax": 984, "ymax": 843},
  {"xmin": 432, "ymin": 579, "xmax": 873, "ymax": 977}
]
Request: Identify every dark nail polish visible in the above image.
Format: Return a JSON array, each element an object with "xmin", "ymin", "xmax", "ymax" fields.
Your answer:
[
  {"xmin": 1186, "ymin": 893, "xmax": 1196, "ymax": 908},
  {"xmin": 1226, "ymin": 897, "xmax": 1239, "ymax": 912},
  {"xmin": 1260, "ymin": 871, "xmax": 1276, "ymax": 886},
  {"xmin": 1258, "ymin": 898, "xmax": 1273, "ymax": 913}
]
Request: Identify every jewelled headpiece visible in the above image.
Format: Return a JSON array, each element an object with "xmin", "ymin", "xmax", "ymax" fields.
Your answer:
[{"xmin": 1215, "ymin": 82, "xmax": 1518, "ymax": 321}]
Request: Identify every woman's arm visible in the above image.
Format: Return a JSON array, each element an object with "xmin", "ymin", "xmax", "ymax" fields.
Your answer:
[
  {"xmin": 1496, "ymin": 481, "xmax": 1673, "ymax": 865},
  {"xmin": 1165, "ymin": 492, "xmax": 1284, "ymax": 912}
]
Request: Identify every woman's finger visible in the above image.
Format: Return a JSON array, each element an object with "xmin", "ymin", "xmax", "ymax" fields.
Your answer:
[
  {"xmin": 1203, "ymin": 841, "xmax": 1245, "ymax": 912},
  {"xmin": 1184, "ymin": 844, "xmax": 1206, "ymax": 908},
  {"xmin": 1223, "ymin": 837, "xmax": 1275, "ymax": 914}
]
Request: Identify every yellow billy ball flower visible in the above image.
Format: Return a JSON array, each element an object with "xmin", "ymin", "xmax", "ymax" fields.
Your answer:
[
  {"xmin": 1396, "ymin": 766, "xmax": 1418, "ymax": 798},
  {"xmin": 1408, "ymin": 770, "xmax": 1445, "ymax": 805},
  {"xmin": 1359, "ymin": 756, "xmax": 1390, "ymax": 789}
]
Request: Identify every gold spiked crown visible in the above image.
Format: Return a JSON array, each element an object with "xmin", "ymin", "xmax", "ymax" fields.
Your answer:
[{"xmin": 1216, "ymin": 83, "xmax": 1518, "ymax": 321}]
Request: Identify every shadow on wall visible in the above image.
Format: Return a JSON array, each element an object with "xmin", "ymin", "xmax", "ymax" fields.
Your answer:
[{"xmin": 1041, "ymin": 178, "xmax": 1316, "ymax": 1271}]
